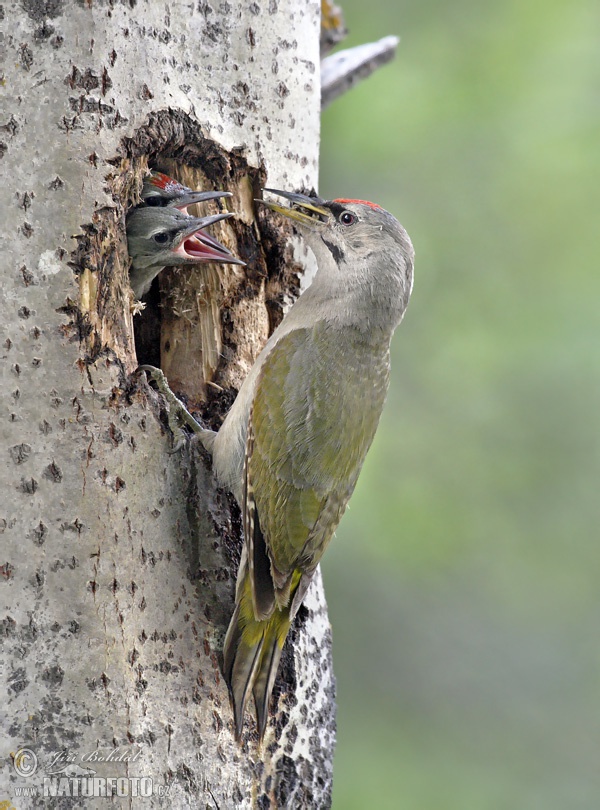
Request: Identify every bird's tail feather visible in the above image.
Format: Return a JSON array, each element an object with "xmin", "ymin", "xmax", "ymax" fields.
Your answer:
[
  {"xmin": 252, "ymin": 622, "xmax": 287, "ymax": 739},
  {"xmin": 223, "ymin": 571, "xmax": 291, "ymax": 740}
]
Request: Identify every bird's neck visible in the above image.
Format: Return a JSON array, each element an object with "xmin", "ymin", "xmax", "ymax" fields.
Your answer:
[{"xmin": 294, "ymin": 260, "xmax": 410, "ymax": 338}]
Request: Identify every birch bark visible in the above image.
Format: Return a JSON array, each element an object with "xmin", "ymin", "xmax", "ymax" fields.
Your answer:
[{"xmin": 1, "ymin": 2, "xmax": 334, "ymax": 807}]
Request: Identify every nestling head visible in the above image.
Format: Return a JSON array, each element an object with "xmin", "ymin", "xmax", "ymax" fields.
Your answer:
[
  {"xmin": 141, "ymin": 171, "xmax": 232, "ymax": 213},
  {"xmin": 126, "ymin": 207, "xmax": 239, "ymax": 271}
]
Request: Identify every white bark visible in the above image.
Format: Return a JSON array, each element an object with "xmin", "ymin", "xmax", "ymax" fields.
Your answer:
[
  {"xmin": 0, "ymin": 2, "xmax": 335, "ymax": 807},
  {"xmin": 321, "ymin": 35, "xmax": 399, "ymax": 108}
]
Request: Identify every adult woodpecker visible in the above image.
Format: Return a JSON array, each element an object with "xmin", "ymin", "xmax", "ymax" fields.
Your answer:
[
  {"xmin": 199, "ymin": 189, "xmax": 414, "ymax": 740},
  {"xmin": 126, "ymin": 206, "xmax": 245, "ymax": 298},
  {"xmin": 141, "ymin": 170, "xmax": 232, "ymax": 216}
]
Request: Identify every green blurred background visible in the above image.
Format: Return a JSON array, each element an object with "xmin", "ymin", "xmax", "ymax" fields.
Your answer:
[{"xmin": 319, "ymin": 1, "xmax": 600, "ymax": 807}]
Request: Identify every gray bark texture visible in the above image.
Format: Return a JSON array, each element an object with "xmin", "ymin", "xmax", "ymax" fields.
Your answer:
[{"xmin": 0, "ymin": 1, "xmax": 336, "ymax": 808}]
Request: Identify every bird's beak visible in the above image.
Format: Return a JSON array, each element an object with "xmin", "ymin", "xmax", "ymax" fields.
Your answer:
[
  {"xmin": 174, "ymin": 189, "xmax": 233, "ymax": 213},
  {"xmin": 257, "ymin": 188, "xmax": 330, "ymax": 227},
  {"xmin": 172, "ymin": 213, "xmax": 245, "ymax": 265}
]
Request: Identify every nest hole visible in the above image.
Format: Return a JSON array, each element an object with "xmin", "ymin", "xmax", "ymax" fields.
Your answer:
[{"xmin": 70, "ymin": 110, "xmax": 302, "ymax": 420}]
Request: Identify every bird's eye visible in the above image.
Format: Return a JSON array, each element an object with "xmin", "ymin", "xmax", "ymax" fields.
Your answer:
[
  {"xmin": 146, "ymin": 196, "xmax": 164, "ymax": 207},
  {"xmin": 153, "ymin": 232, "xmax": 169, "ymax": 244},
  {"xmin": 340, "ymin": 211, "xmax": 356, "ymax": 226}
]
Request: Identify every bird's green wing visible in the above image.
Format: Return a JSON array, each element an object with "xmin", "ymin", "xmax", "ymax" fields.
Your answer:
[{"xmin": 244, "ymin": 320, "xmax": 389, "ymax": 612}]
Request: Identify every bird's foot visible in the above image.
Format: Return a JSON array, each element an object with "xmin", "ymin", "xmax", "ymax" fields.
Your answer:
[{"xmin": 137, "ymin": 365, "xmax": 206, "ymax": 452}]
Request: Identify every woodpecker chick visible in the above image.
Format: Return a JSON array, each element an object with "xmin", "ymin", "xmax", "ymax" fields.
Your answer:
[
  {"xmin": 208, "ymin": 188, "xmax": 415, "ymax": 740},
  {"xmin": 141, "ymin": 170, "xmax": 232, "ymax": 216},
  {"xmin": 126, "ymin": 206, "xmax": 245, "ymax": 298}
]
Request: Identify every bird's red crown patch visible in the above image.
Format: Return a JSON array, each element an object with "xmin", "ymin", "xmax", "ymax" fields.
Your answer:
[
  {"xmin": 333, "ymin": 198, "xmax": 382, "ymax": 211},
  {"xmin": 149, "ymin": 172, "xmax": 172, "ymax": 188},
  {"xmin": 148, "ymin": 172, "xmax": 184, "ymax": 193}
]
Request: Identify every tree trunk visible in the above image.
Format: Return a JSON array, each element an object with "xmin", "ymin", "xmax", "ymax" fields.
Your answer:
[{"xmin": 1, "ymin": 2, "xmax": 335, "ymax": 807}]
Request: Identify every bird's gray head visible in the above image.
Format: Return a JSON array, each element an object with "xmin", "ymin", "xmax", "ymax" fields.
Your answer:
[
  {"xmin": 141, "ymin": 171, "xmax": 232, "ymax": 213},
  {"xmin": 258, "ymin": 189, "xmax": 414, "ymax": 326},
  {"xmin": 126, "ymin": 207, "xmax": 243, "ymax": 271},
  {"xmin": 126, "ymin": 206, "xmax": 245, "ymax": 298}
]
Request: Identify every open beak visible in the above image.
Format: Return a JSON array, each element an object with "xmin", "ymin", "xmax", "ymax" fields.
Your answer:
[
  {"xmin": 175, "ymin": 190, "xmax": 233, "ymax": 214},
  {"xmin": 172, "ymin": 213, "xmax": 245, "ymax": 265},
  {"xmin": 189, "ymin": 230, "xmax": 232, "ymax": 256},
  {"xmin": 257, "ymin": 188, "xmax": 330, "ymax": 227}
]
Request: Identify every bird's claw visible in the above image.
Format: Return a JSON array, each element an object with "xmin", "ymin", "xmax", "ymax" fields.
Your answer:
[{"xmin": 137, "ymin": 365, "xmax": 204, "ymax": 449}]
